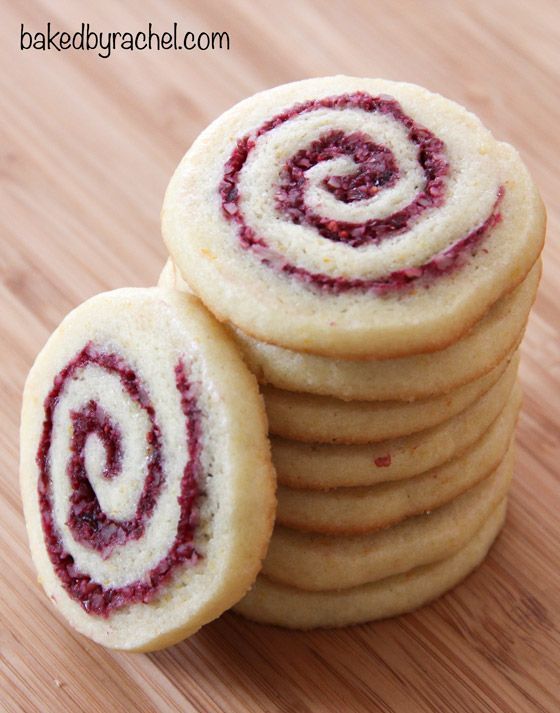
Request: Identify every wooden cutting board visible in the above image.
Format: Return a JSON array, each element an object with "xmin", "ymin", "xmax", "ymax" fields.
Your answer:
[{"xmin": 1, "ymin": 1, "xmax": 558, "ymax": 711}]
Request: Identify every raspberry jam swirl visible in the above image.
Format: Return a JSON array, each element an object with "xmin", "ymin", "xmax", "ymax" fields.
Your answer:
[
  {"xmin": 219, "ymin": 92, "xmax": 504, "ymax": 293},
  {"xmin": 36, "ymin": 343, "xmax": 203, "ymax": 617}
]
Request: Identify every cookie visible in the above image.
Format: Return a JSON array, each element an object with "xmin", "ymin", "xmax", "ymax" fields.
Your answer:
[
  {"xmin": 261, "ymin": 446, "xmax": 512, "ymax": 591},
  {"xmin": 264, "ymin": 352, "xmax": 513, "ymax": 444},
  {"xmin": 162, "ymin": 76, "xmax": 545, "ymax": 359},
  {"xmin": 273, "ymin": 356, "xmax": 518, "ymax": 489},
  {"xmin": 20, "ymin": 288, "xmax": 276, "ymax": 651},
  {"xmin": 160, "ymin": 259, "xmax": 539, "ymax": 401},
  {"xmin": 276, "ymin": 386, "xmax": 519, "ymax": 534},
  {"xmin": 234, "ymin": 499, "xmax": 506, "ymax": 629}
]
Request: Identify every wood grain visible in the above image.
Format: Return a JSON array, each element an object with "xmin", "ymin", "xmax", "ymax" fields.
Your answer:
[{"xmin": 1, "ymin": 0, "xmax": 559, "ymax": 711}]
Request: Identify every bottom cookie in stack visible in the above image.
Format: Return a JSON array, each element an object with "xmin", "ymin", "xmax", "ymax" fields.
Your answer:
[
  {"xmin": 233, "ymin": 500, "xmax": 506, "ymax": 629},
  {"xmin": 234, "ymin": 446, "xmax": 513, "ymax": 628}
]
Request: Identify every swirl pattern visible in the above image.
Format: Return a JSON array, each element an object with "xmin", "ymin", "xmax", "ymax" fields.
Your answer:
[
  {"xmin": 36, "ymin": 342, "xmax": 203, "ymax": 617},
  {"xmin": 219, "ymin": 92, "xmax": 503, "ymax": 294}
]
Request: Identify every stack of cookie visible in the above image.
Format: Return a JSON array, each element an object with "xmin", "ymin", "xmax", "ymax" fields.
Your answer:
[{"xmin": 161, "ymin": 76, "xmax": 545, "ymax": 628}]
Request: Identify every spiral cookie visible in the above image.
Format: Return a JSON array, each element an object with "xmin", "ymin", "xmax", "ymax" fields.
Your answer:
[
  {"xmin": 264, "ymin": 352, "xmax": 513, "ymax": 444},
  {"xmin": 162, "ymin": 76, "xmax": 545, "ymax": 359},
  {"xmin": 160, "ymin": 258, "xmax": 540, "ymax": 401},
  {"xmin": 234, "ymin": 499, "xmax": 506, "ymax": 629},
  {"xmin": 276, "ymin": 387, "xmax": 519, "ymax": 534},
  {"xmin": 20, "ymin": 289, "xmax": 275, "ymax": 651},
  {"xmin": 262, "ymin": 446, "xmax": 512, "ymax": 591},
  {"xmin": 273, "ymin": 359, "xmax": 518, "ymax": 490}
]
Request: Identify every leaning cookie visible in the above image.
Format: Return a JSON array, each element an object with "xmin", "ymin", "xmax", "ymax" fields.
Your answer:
[
  {"xmin": 276, "ymin": 386, "xmax": 519, "ymax": 534},
  {"xmin": 162, "ymin": 76, "xmax": 545, "ymax": 359},
  {"xmin": 264, "ymin": 352, "xmax": 514, "ymax": 444},
  {"xmin": 262, "ymin": 447, "xmax": 512, "ymax": 591},
  {"xmin": 234, "ymin": 499, "xmax": 506, "ymax": 629},
  {"xmin": 20, "ymin": 288, "xmax": 276, "ymax": 651},
  {"xmin": 273, "ymin": 357, "xmax": 518, "ymax": 489}
]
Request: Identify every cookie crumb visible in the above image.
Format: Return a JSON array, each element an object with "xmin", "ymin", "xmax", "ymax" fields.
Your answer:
[{"xmin": 374, "ymin": 454, "xmax": 392, "ymax": 467}]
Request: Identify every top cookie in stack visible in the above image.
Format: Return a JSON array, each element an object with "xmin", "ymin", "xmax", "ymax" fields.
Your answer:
[{"xmin": 162, "ymin": 76, "xmax": 544, "ymax": 363}]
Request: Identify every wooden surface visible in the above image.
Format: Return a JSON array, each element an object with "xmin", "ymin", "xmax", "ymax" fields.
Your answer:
[{"xmin": 1, "ymin": 1, "xmax": 559, "ymax": 711}]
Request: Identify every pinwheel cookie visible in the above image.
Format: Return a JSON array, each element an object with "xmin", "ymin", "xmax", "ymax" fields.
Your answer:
[
  {"xmin": 162, "ymin": 76, "xmax": 545, "ymax": 359},
  {"xmin": 160, "ymin": 258, "xmax": 540, "ymax": 401},
  {"xmin": 234, "ymin": 499, "xmax": 506, "ymax": 629},
  {"xmin": 20, "ymin": 288, "xmax": 275, "ymax": 651},
  {"xmin": 273, "ymin": 356, "xmax": 518, "ymax": 490}
]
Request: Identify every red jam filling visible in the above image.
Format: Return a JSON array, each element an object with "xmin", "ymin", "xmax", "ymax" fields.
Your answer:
[
  {"xmin": 281, "ymin": 188, "xmax": 503, "ymax": 295},
  {"xmin": 219, "ymin": 92, "xmax": 504, "ymax": 293},
  {"xmin": 277, "ymin": 129, "xmax": 401, "ymax": 245},
  {"xmin": 374, "ymin": 454, "xmax": 392, "ymax": 468},
  {"xmin": 36, "ymin": 343, "xmax": 203, "ymax": 617}
]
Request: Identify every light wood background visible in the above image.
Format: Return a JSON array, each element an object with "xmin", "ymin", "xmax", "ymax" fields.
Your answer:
[{"xmin": 1, "ymin": 1, "xmax": 559, "ymax": 711}]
